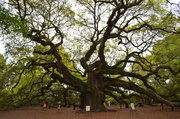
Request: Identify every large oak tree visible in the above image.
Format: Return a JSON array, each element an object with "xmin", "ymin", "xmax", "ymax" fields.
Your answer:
[{"xmin": 1, "ymin": 0, "xmax": 180, "ymax": 111}]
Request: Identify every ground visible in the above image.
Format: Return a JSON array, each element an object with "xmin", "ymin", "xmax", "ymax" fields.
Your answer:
[{"xmin": 0, "ymin": 105, "xmax": 180, "ymax": 119}]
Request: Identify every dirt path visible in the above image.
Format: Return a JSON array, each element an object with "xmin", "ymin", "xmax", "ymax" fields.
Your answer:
[{"xmin": 0, "ymin": 105, "xmax": 180, "ymax": 119}]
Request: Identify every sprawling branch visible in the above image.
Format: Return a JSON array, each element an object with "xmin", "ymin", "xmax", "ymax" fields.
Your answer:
[
  {"xmin": 104, "ymin": 77, "xmax": 180, "ymax": 107},
  {"xmin": 107, "ymin": 86, "xmax": 142, "ymax": 99},
  {"xmin": 104, "ymin": 89, "xmax": 129, "ymax": 107},
  {"xmin": 51, "ymin": 73, "xmax": 85, "ymax": 92}
]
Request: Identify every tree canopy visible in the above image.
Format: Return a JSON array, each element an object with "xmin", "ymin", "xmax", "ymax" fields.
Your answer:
[{"xmin": 0, "ymin": 0, "xmax": 180, "ymax": 111}]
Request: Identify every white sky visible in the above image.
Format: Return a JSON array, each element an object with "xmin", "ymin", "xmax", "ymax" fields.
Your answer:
[
  {"xmin": 0, "ymin": 42, "xmax": 5, "ymax": 55},
  {"xmin": 170, "ymin": 0, "xmax": 180, "ymax": 3},
  {"xmin": 0, "ymin": 0, "xmax": 180, "ymax": 55}
]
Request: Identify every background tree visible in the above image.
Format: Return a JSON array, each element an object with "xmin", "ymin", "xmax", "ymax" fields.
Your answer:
[
  {"xmin": 0, "ymin": 0, "xmax": 180, "ymax": 111},
  {"xmin": 151, "ymin": 34, "xmax": 180, "ymax": 101}
]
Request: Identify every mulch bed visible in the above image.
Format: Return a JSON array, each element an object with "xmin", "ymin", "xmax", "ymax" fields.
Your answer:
[{"xmin": 0, "ymin": 105, "xmax": 180, "ymax": 119}]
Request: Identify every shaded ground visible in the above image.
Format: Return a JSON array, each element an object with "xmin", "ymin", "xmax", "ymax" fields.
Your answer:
[{"xmin": 0, "ymin": 105, "xmax": 180, "ymax": 119}]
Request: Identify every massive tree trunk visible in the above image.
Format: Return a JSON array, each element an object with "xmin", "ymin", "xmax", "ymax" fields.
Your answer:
[{"xmin": 81, "ymin": 72, "xmax": 106, "ymax": 111}]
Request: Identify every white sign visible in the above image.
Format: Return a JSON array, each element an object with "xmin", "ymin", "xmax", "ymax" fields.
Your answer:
[{"xmin": 86, "ymin": 106, "xmax": 90, "ymax": 112}]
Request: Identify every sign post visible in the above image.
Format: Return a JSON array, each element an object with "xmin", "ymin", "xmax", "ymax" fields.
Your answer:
[{"xmin": 84, "ymin": 106, "xmax": 92, "ymax": 118}]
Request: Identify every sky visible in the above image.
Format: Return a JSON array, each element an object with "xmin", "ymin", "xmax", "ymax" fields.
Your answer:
[
  {"xmin": 170, "ymin": 0, "xmax": 180, "ymax": 3},
  {"xmin": 0, "ymin": 0, "xmax": 180, "ymax": 55},
  {"xmin": 0, "ymin": 42, "xmax": 5, "ymax": 55}
]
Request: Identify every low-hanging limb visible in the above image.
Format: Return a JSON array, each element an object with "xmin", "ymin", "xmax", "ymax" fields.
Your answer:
[
  {"xmin": 104, "ymin": 77, "xmax": 180, "ymax": 107},
  {"xmin": 104, "ymin": 89, "xmax": 129, "ymax": 108},
  {"xmin": 106, "ymin": 86, "xmax": 154, "ymax": 106},
  {"xmin": 50, "ymin": 72, "xmax": 85, "ymax": 93},
  {"xmin": 107, "ymin": 86, "xmax": 142, "ymax": 99}
]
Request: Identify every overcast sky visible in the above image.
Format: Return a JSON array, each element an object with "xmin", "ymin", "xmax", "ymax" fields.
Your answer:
[{"xmin": 0, "ymin": 42, "xmax": 4, "ymax": 55}]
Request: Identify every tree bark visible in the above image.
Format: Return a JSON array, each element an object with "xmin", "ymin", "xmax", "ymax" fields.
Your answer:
[{"xmin": 81, "ymin": 72, "xmax": 107, "ymax": 111}]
